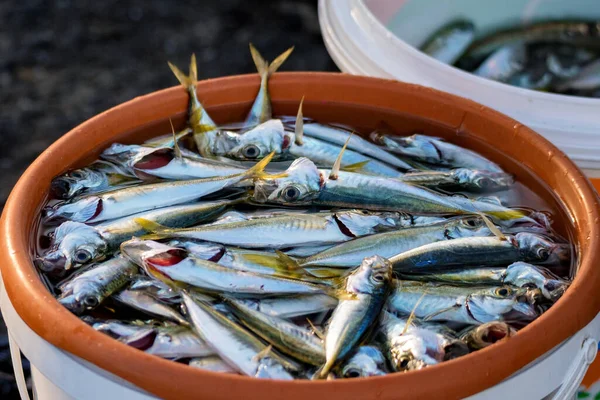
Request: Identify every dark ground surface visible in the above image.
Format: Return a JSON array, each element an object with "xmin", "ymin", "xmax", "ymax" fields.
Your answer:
[{"xmin": 0, "ymin": 0, "xmax": 337, "ymax": 397}]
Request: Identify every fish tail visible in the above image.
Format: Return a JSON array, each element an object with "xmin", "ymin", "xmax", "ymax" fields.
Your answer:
[
  {"xmin": 244, "ymin": 151, "xmax": 275, "ymax": 179},
  {"xmin": 168, "ymin": 59, "xmax": 194, "ymax": 89},
  {"xmin": 486, "ymin": 209, "xmax": 528, "ymax": 221},
  {"xmin": 249, "ymin": 43, "xmax": 294, "ymax": 78},
  {"xmin": 268, "ymin": 46, "xmax": 294, "ymax": 76},
  {"xmin": 274, "ymin": 250, "xmax": 303, "ymax": 270},
  {"xmin": 313, "ymin": 359, "xmax": 336, "ymax": 380},
  {"xmin": 189, "ymin": 53, "xmax": 198, "ymax": 84},
  {"xmin": 341, "ymin": 160, "xmax": 371, "ymax": 173},
  {"xmin": 134, "ymin": 217, "xmax": 175, "ymax": 239}
]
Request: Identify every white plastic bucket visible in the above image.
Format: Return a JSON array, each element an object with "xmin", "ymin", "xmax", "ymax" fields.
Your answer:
[
  {"xmin": 318, "ymin": 0, "xmax": 600, "ymax": 177},
  {"xmin": 2, "ymin": 271, "xmax": 600, "ymax": 399}
]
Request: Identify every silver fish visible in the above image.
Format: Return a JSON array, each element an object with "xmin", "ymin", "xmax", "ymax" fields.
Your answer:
[
  {"xmin": 380, "ymin": 311, "xmax": 467, "ymax": 371},
  {"xmin": 300, "ymin": 123, "xmax": 413, "ymax": 171},
  {"xmin": 474, "ymin": 44, "xmax": 527, "ymax": 82},
  {"xmin": 387, "ymin": 281, "xmax": 538, "ymax": 324},
  {"xmin": 421, "ymin": 20, "xmax": 476, "ymax": 64},
  {"xmin": 458, "ymin": 321, "xmax": 516, "ymax": 350},
  {"xmin": 245, "ymin": 44, "xmax": 294, "ymax": 128},
  {"xmin": 138, "ymin": 209, "xmax": 404, "ymax": 249},
  {"xmin": 370, "ymin": 133, "xmax": 504, "ymax": 173},
  {"xmin": 58, "ymin": 256, "xmax": 138, "ymax": 314},
  {"xmin": 398, "ymin": 261, "xmax": 569, "ymax": 302},
  {"xmin": 399, "ymin": 168, "xmax": 514, "ymax": 192},
  {"xmin": 182, "ymin": 293, "xmax": 295, "ymax": 379},
  {"xmin": 319, "ymin": 255, "xmax": 393, "ymax": 378},
  {"xmin": 189, "ymin": 356, "xmax": 238, "ymax": 373},
  {"xmin": 339, "ymin": 346, "xmax": 387, "ymax": 378},
  {"xmin": 36, "ymin": 200, "xmax": 234, "ymax": 271},
  {"xmin": 231, "ymin": 295, "xmax": 338, "ymax": 319},
  {"xmin": 389, "ymin": 233, "xmax": 565, "ymax": 273},
  {"xmin": 129, "ymin": 275, "xmax": 181, "ymax": 303},
  {"xmin": 121, "ymin": 239, "xmax": 332, "ymax": 297},
  {"xmin": 114, "ymin": 288, "xmax": 188, "ymax": 325},
  {"xmin": 555, "ymin": 58, "xmax": 600, "ymax": 92},
  {"xmin": 51, "ymin": 161, "xmax": 140, "ymax": 200},
  {"xmin": 43, "ymin": 155, "xmax": 270, "ymax": 224},
  {"xmin": 225, "ymin": 297, "xmax": 325, "ymax": 365}
]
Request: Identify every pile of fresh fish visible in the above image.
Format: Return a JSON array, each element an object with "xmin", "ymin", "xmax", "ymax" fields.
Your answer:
[
  {"xmin": 35, "ymin": 45, "xmax": 572, "ymax": 380},
  {"xmin": 421, "ymin": 19, "xmax": 600, "ymax": 97}
]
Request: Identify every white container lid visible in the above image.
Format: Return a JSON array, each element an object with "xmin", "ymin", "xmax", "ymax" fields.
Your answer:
[{"xmin": 318, "ymin": 0, "xmax": 600, "ymax": 176}]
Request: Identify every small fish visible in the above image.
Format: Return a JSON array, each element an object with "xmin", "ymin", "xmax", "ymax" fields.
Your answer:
[
  {"xmin": 57, "ymin": 255, "xmax": 138, "ymax": 314},
  {"xmin": 182, "ymin": 293, "xmax": 295, "ymax": 379},
  {"xmin": 136, "ymin": 209, "xmax": 404, "ymax": 249},
  {"xmin": 473, "ymin": 44, "xmax": 527, "ymax": 83},
  {"xmin": 370, "ymin": 133, "xmax": 504, "ymax": 173},
  {"xmin": 51, "ymin": 161, "xmax": 140, "ymax": 200},
  {"xmin": 36, "ymin": 200, "xmax": 234, "ymax": 271},
  {"xmin": 387, "ymin": 281, "xmax": 538, "ymax": 324},
  {"xmin": 555, "ymin": 58, "xmax": 600, "ymax": 92},
  {"xmin": 339, "ymin": 346, "xmax": 387, "ymax": 378},
  {"xmin": 224, "ymin": 297, "xmax": 325, "ymax": 365},
  {"xmin": 389, "ymin": 233, "xmax": 566, "ymax": 273},
  {"xmin": 465, "ymin": 21, "xmax": 600, "ymax": 61},
  {"xmin": 398, "ymin": 261, "xmax": 569, "ymax": 302},
  {"xmin": 421, "ymin": 20, "xmax": 476, "ymax": 64},
  {"xmin": 168, "ymin": 55, "xmax": 219, "ymax": 153},
  {"xmin": 121, "ymin": 239, "xmax": 334, "ymax": 297},
  {"xmin": 189, "ymin": 356, "xmax": 238, "ymax": 374},
  {"xmin": 399, "ymin": 168, "xmax": 514, "ymax": 192},
  {"xmin": 458, "ymin": 322, "xmax": 516, "ymax": 350},
  {"xmin": 318, "ymin": 255, "xmax": 393, "ymax": 378},
  {"xmin": 245, "ymin": 44, "xmax": 294, "ymax": 128},
  {"xmin": 114, "ymin": 287, "xmax": 188, "ymax": 325},
  {"xmin": 129, "ymin": 275, "xmax": 180, "ymax": 303},
  {"xmin": 231, "ymin": 295, "xmax": 338, "ymax": 319},
  {"xmin": 93, "ymin": 319, "xmax": 213, "ymax": 359},
  {"xmin": 299, "ymin": 123, "xmax": 413, "ymax": 171},
  {"xmin": 295, "ymin": 216, "xmax": 490, "ymax": 269},
  {"xmin": 43, "ymin": 154, "xmax": 270, "ymax": 224},
  {"xmin": 379, "ymin": 311, "xmax": 468, "ymax": 371}
]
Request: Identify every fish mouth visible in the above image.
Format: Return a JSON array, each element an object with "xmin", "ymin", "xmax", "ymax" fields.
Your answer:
[
  {"xmin": 252, "ymin": 181, "xmax": 278, "ymax": 203},
  {"xmin": 35, "ymin": 251, "xmax": 69, "ymax": 272},
  {"xmin": 50, "ymin": 178, "xmax": 76, "ymax": 199}
]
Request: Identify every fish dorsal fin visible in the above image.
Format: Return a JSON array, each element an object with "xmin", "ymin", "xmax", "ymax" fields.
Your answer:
[
  {"xmin": 252, "ymin": 345, "xmax": 273, "ymax": 363},
  {"xmin": 306, "ymin": 318, "xmax": 325, "ymax": 341},
  {"xmin": 169, "ymin": 119, "xmax": 183, "ymax": 160},
  {"xmin": 341, "ymin": 160, "xmax": 370, "ymax": 173},
  {"xmin": 478, "ymin": 212, "xmax": 506, "ymax": 240},
  {"xmin": 402, "ymin": 290, "xmax": 428, "ymax": 335},
  {"xmin": 329, "ymin": 133, "xmax": 353, "ymax": 180},
  {"xmin": 295, "ymin": 96, "xmax": 305, "ymax": 146}
]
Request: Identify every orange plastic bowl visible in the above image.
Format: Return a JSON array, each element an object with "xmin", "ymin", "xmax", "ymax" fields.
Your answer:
[{"xmin": 1, "ymin": 72, "xmax": 599, "ymax": 399}]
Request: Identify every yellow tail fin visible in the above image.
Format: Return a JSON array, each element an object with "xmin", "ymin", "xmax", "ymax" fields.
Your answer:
[
  {"xmin": 341, "ymin": 160, "xmax": 371, "ymax": 173},
  {"xmin": 134, "ymin": 218, "xmax": 175, "ymax": 240},
  {"xmin": 249, "ymin": 43, "xmax": 294, "ymax": 78},
  {"xmin": 168, "ymin": 55, "xmax": 198, "ymax": 88},
  {"xmin": 245, "ymin": 152, "xmax": 277, "ymax": 179}
]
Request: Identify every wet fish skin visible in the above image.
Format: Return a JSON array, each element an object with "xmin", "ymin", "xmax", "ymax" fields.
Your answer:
[
  {"xmin": 114, "ymin": 288, "xmax": 189, "ymax": 326},
  {"xmin": 421, "ymin": 20, "xmax": 476, "ymax": 64},
  {"xmin": 58, "ymin": 256, "xmax": 138, "ymax": 314},
  {"xmin": 231, "ymin": 295, "xmax": 338, "ymax": 319},
  {"xmin": 36, "ymin": 200, "xmax": 234, "ymax": 271},
  {"xmin": 474, "ymin": 44, "xmax": 527, "ymax": 83},
  {"xmin": 339, "ymin": 345, "xmax": 387, "ymax": 378},
  {"xmin": 189, "ymin": 356, "xmax": 238, "ymax": 374},
  {"xmin": 399, "ymin": 168, "xmax": 514, "ymax": 193},
  {"xmin": 320, "ymin": 255, "xmax": 393, "ymax": 378}
]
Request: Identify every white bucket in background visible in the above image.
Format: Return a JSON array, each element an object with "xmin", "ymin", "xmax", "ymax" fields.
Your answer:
[
  {"xmin": 318, "ymin": 0, "xmax": 600, "ymax": 177},
  {"xmin": 1, "ymin": 271, "xmax": 599, "ymax": 399}
]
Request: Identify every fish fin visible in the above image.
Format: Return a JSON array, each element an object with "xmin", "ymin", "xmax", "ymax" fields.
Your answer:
[
  {"xmin": 485, "ymin": 209, "xmax": 528, "ymax": 221},
  {"xmin": 274, "ymin": 250, "xmax": 303, "ymax": 270},
  {"xmin": 306, "ymin": 318, "xmax": 325, "ymax": 341},
  {"xmin": 422, "ymin": 303, "xmax": 461, "ymax": 322},
  {"xmin": 134, "ymin": 218, "xmax": 176, "ymax": 240},
  {"xmin": 329, "ymin": 133, "xmax": 353, "ymax": 180},
  {"xmin": 237, "ymin": 252, "xmax": 301, "ymax": 276},
  {"xmin": 477, "ymin": 212, "xmax": 506, "ymax": 240},
  {"xmin": 169, "ymin": 119, "xmax": 183, "ymax": 160},
  {"xmin": 303, "ymin": 267, "xmax": 345, "ymax": 279},
  {"xmin": 249, "ymin": 43, "xmax": 269, "ymax": 78},
  {"xmin": 245, "ymin": 151, "xmax": 275, "ymax": 179},
  {"xmin": 295, "ymin": 96, "xmax": 305, "ymax": 145},
  {"xmin": 252, "ymin": 344, "xmax": 273, "ymax": 363},
  {"xmin": 315, "ymin": 358, "xmax": 337, "ymax": 379},
  {"xmin": 268, "ymin": 46, "xmax": 294, "ymax": 76},
  {"xmin": 73, "ymin": 198, "xmax": 102, "ymax": 222},
  {"xmin": 189, "ymin": 53, "xmax": 198, "ymax": 84},
  {"xmin": 341, "ymin": 160, "xmax": 370, "ymax": 173},
  {"xmin": 327, "ymin": 287, "xmax": 357, "ymax": 301},
  {"xmin": 168, "ymin": 60, "xmax": 192, "ymax": 88},
  {"xmin": 402, "ymin": 290, "xmax": 428, "ymax": 335}
]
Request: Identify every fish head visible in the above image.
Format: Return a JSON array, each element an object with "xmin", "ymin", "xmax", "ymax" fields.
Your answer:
[
  {"xmin": 347, "ymin": 255, "xmax": 392, "ymax": 294},
  {"xmin": 130, "ymin": 147, "xmax": 177, "ymax": 172},
  {"xmin": 504, "ymin": 262, "xmax": 569, "ymax": 302},
  {"xmin": 36, "ymin": 222, "xmax": 106, "ymax": 271},
  {"xmin": 462, "ymin": 322, "xmax": 516, "ymax": 350},
  {"xmin": 253, "ymin": 158, "xmax": 322, "ymax": 205},
  {"xmin": 452, "ymin": 169, "xmax": 514, "ymax": 192},
  {"xmin": 167, "ymin": 240, "xmax": 225, "ymax": 262},
  {"xmin": 120, "ymin": 238, "xmax": 188, "ymax": 282},
  {"xmin": 514, "ymin": 233, "xmax": 567, "ymax": 264},
  {"xmin": 391, "ymin": 134, "xmax": 442, "ymax": 163},
  {"xmin": 468, "ymin": 286, "xmax": 538, "ymax": 323},
  {"xmin": 389, "ymin": 332, "xmax": 444, "ymax": 371},
  {"xmin": 341, "ymin": 346, "xmax": 387, "ymax": 378},
  {"xmin": 101, "ymin": 143, "xmax": 147, "ymax": 167},
  {"xmin": 224, "ymin": 120, "xmax": 292, "ymax": 160},
  {"xmin": 446, "ymin": 216, "xmax": 491, "ymax": 238},
  {"xmin": 58, "ymin": 278, "xmax": 104, "ymax": 313},
  {"xmin": 334, "ymin": 210, "xmax": 402, "ymax": 236},
  {"xmin": 255, "ymin": 357, "xmax": 294, "ymax": 380},
  {"xmin": 51, "ymin": 168, "xmax": 106, "ymax": 200}
]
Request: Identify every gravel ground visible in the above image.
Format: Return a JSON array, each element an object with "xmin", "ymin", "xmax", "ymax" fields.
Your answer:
[{"xmin": 0, "ymin": 0, "xmax": 337, "ymax": 397}]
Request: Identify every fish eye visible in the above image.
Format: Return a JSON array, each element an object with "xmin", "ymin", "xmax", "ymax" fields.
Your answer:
[
  {"xmin": 495, "ymin": 287, "xmax": 512, "ymax": 297},
  {"xmin": 83, "ymin": 296, "xmax": 99, "ymax": 308},
  {"xmin": 282, "ymin": 185, "xmax": 301, "ymax": 202},
  {"xmin": 74, "ymin": 249, "xmax": 92, "ymax": 264},
  {"xmin": 242, "ymin": 144, "xmax": 260, "ymax": 159},
  {"xmin": 343, "ymin": 367, "xmax": 362, "ymax": 378},
  {"xmin": 70, "ymin": 170, "xmax": 84, "ymax": 179},
  {"xmin": 399, "ymin": 356, "xmax": 410, "ymax": 370},
  {"xmin": 372, "ymin": 273, "xmax": 386, "ymax": 283},
  {"xmin": 462, "ymin": 218, "xmax": 480, "ymax": 228},
  {"xmin": 536, "ymin": 247, "xmax": 550, "ymax": 260},
  {"xmin": 477, "ymin": 177, "xmax": 491, "ymax": 189}
]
